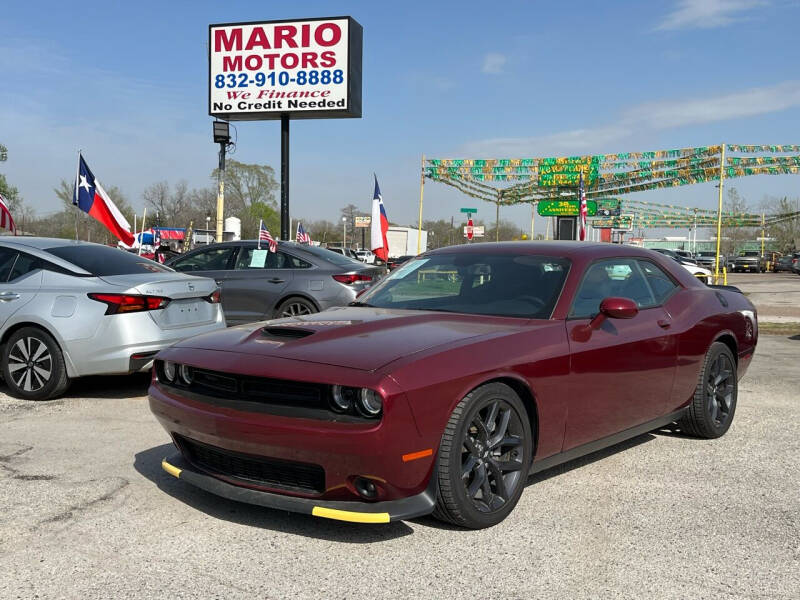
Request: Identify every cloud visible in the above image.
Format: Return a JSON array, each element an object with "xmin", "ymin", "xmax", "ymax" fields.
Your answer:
[
  {"xmin": 460, "ymin": 80, "xmax": 800, "ymax": 156},
  {"xmin": 481, "ymin": 52, "xmax": 507, "ymax": 74},
  {"xmin": 656, "ymin": 0, "xmax": 768, "ymax": 30}
]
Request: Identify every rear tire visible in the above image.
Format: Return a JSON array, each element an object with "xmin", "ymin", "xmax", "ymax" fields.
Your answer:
[
  {"xmin": 274, "ymin": 297, "xmax": 318, "ymax": 318},
  {"xmin": 678, "ymin": 342, "xmax": 737, "ymax": 439},
  {"xmin": 432, "ymin": 383, "xmax": 532, "ymax": 529},
  {"xmin": 2, "ymin": 327, "xmax": 70, "ymax": 400}
]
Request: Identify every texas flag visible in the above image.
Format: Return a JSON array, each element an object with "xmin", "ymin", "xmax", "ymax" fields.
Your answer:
[
  {"xmin": 73, "ymin": 154, "xmax": 135, "ymax": 246},
  {"xmin": 370, "ymin": 175, "xmax": 389, "ymax": 262}
]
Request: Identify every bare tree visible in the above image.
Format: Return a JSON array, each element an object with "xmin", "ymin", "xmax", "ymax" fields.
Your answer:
[{"xmin": 211, "ymin": 160, "xmax": 279, "ymax": 210}]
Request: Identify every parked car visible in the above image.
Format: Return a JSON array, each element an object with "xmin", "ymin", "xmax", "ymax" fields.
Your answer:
[
  {"xmin": 167, "ymin": 241, "xmax": 382, "ymax": 325},
  {"xmin": 774, "ymin": 255, "xmax": 795, "ymax": 273},
  {"xmin": 387, "ymin": 255, "xmax": 414, "ymax": 271},
  {"xmin": 651, "ymin": 248, "xmax": 712, "ymax": 284},
  {"xmin": 673, "ymin": 250, "xmax": 697, "ymax": 264},
  {"xmin": 355, "ymin": 249, "xmax": 376, "ymax": 264},
  {"xmin": 151, "ymin": 242, "xmax": 756, "ymax": 529},
  {"xmin": 0, "ymin": 238, "xmax": 225, "ymax": 400},
  {"xmin": 326, "ymin": 246, "xmax": 360, "ymax": 261},
  {"xmin": 731, "ymin": 251, "xmax": 767, "ymax": 273},
  {"xmin": 791, "ymin": 252, "xmax": 800, "ymax": 275},
  {"xmin": 695, "ymin": 251, "xmax": 727, "ymax": 271}
]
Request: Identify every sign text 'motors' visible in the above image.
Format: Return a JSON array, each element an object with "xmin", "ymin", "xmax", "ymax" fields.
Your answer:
[{"xmin": 209, "ymin": 17, "xmax": 362, "ymax": 121}]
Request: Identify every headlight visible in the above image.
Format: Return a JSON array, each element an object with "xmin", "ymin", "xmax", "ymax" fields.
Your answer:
[
  {"xmin": 331, "ymin": 385, "xmax": 358, "ymax": 412},
  {"xmin": 357, "ymin": 389, "xmax": 383, "ymax": 417},
  {"xmin": 162, "ymin": 361, "xmax": 176, "ymax": 382},
  {"xmin": 179, "ymin": 364, "xmax": 194, "ymax": 385}
]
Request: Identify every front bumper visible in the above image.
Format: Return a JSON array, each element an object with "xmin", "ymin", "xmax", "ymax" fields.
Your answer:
[{"xmin": 161, "ymin": 453, "xmax": 436, "ymax": 523}]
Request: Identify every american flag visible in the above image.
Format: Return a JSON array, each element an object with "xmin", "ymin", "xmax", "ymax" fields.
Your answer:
[
  {"xmin": 0, "ymin": 193, "xmax": 16, "ymax": 235},
  {"xmin": 258, "ymin": 220, "xmax": 277, "ymax": 252},
  {"xmin": 296, "ymin": 222, "xmax": 312, "ymax": 244},
  {"xmin": 578, "ymin": 171, "xmax": 587, "ymax": 241}
]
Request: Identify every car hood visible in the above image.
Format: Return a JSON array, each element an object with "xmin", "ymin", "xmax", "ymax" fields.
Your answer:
[{"xmin": 173, "ymin": 306, "xmax": 528, "ymax": 371}]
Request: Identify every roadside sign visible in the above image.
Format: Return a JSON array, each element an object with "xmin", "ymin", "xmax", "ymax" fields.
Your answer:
[
  {"xmin": 538, "ymin": 199, "xmax": 597, "ymax": 217},
  {"xmin": 464, "ymin": 224, "xmax": 484, "ymax": 238},
  {"xmin": 466, "ymin": 217, "xmax": 474, "ymax": 240},
  {"xmin": 354, "ymin": 216, "xmax": 371, "ymax": 228},
  {"xmin": 209, "ymin": 17, "xmax": 363, "ymax": 121},
  {"xmin": 460, "ymin": 208, "xmax": 478, "ymax": 213}
]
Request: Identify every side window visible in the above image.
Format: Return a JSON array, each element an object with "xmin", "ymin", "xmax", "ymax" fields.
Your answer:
[
  {"xmin": 638, "ymin": 260, "xmax": 678, "ymax": 304},
  {"xmin": 283, "ymin": 253, "xmax": 312, "ymax": 269},
  {"xmin": 7, "ymin": 252, "xmax": 42, "ymax": 282},
  {"xmin": 569, "ymin": 258, "xmax": 655, "ymax": 318},
  {"xmin": 0, "ymin": 248, "xmax": 18, "ymax": 282},
  {"xmin": 172, "ymin": 248, "xmax": 234, "ymax": 272},
  {"xmin": 234, "ymin": 248, "xmax": 297, "ymax": 269}
]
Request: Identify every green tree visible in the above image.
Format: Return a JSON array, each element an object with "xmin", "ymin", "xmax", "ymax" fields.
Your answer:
[
  {"xmin": 211, "ymin": 160, "xmax": 279, "ymax": 211},
  {"xmin": 241, "ymin": 201, "xmax": 280, "ymax": 239},
  {"xmin": 761, "ymin": 195, "xmax": 800, "ymax": 252}
]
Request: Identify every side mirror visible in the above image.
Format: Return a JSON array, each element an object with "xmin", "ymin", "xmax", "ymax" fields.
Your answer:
[{"xmin": 589, "ymin": 297, "xmax": 638, "ymax": 330}]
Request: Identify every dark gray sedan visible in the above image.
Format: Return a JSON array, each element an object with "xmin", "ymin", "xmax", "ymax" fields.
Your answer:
[{"xmin": 167, "ymin": 241, "xmax": 383, "ymax": 325}]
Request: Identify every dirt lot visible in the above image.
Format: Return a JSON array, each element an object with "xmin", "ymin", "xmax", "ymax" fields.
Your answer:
[
  {"xmin": 1, "ymin": 330, "xmax": 797, "ymax": 599},
  {"xmin": 726, "ymin": 272, "xmax": 800, "ymax": 322}
]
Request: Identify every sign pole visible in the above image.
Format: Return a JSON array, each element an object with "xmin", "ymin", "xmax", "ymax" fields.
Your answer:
[
  {"xmin": 280, "ymin": 115, "xmax": 290, "ymax": 241},
  {"xmin": 495, "ymin": 201, "xmax": 500, "ymax": 242},
  {"xmin": 215, "ymin": 141, "xmax": 226, "ymax": 243},
  {"xmin": 530, "ymin": 202, "xmax": 535, "ymax": 240},
  {"xmin": 714, "ymin": 143, "xmax": 726, "ymax": 284},
  {"xmin": 761, "ymin": 212, "xmax": 765, "ymax": 259},
  {"xmin": 417, "ymin": 154, "xmax": 425, "ymax": 254}
]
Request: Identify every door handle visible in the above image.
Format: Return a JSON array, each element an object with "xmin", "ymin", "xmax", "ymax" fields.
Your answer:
[
  {"xmin": 268, "ymin": 278, "xmax": 285, "ymax": 284},
  {"xmin": 0, "ymin": 292, "xmax": 20, "ymax": 302},
  {"xmin": 657, "ymin": 319, "xmax": 671, "ymax": 329}
]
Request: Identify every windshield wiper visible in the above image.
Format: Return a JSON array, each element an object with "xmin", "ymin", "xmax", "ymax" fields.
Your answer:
[{"xmin": 348, "ymin": 301, "xmax": 374, "ymax": 307}]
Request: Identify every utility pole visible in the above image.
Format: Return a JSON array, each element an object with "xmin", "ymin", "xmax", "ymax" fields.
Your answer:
[{"xmin": 714, "ymin": 143, "xmax": 726, "ymax": 284}]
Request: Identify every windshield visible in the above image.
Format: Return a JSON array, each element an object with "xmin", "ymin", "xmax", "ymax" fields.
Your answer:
[
  {"xmin": 739, "ymin": 251, "xmax": 759, "ymax": 257},
  {"xmin": 359, "ymin": 253, "xmax": 570, "ymax": 319},
  {"xmin": 46, "ymin": 245, "xmax": 173, "ymax": 275}
]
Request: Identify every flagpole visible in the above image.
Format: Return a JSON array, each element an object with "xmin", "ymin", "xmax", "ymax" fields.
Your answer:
[
  {"xmin": 138, "ymin": 208, "xmax": 147, "ymax": 256},
  {"xmin": 417, "ymin": 154, "xmax": 425, "ymax": 254},
  {"xmin": 258, "ymin": 219, "xmax": 262, "ymax": 250},
  {"xmin": 74, "ymin": 150, "xmax": 81, "ymax": 241}
]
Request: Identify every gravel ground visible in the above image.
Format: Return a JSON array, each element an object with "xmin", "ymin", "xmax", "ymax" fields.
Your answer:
[
  {"xmin": 726, "ymin": 272, "xmax": 800, "ymax": 321},
  {"xmin": 0, "ymin": 335, "xmax": 798, "ymax": 600}
]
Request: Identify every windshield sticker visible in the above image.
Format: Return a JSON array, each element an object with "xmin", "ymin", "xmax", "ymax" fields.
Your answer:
[{"xmin": 250, "ymin": 249, "xmax": 268, "ymax": 268}]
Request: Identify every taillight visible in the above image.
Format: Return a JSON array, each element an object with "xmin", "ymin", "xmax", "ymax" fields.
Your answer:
[
  {"xmin": 88, "ymin": 293, "xmax": 170, "ymax": 315},
  {"xmin": 205, "ymin": 289, "xmax": 222, "ymax": 303},
  {"xmin": 332, "ymin": 274, "xmax": 373, "ymax": 285}
]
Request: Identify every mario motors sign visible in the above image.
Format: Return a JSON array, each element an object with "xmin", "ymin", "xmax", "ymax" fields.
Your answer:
[{"xmin": 209, "ymin": 17, "xmax": 363, "ymax": 121}]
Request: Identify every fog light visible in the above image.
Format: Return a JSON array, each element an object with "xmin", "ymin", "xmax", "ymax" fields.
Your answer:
[
  {"xmin": 354, "ymin": 476, "xmax": 378, "ymax": 499},
  {"xmin": 163, "ymin": 361, "xmax": 176, "ymax": 382},
  {"xmin": 331, "ymin": 385, "xmax": 358, "ymax": 412},
  {"xmin": 357, "ymin": 388, "xmax": 383, "ymax": 417},
  {"xmin": 179, "ymin": 364, "xmax": 194, "ymax": 385}
]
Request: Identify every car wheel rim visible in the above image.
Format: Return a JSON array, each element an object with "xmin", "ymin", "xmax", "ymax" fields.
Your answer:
[
  {"xmin": 281, "ymin": 303, "xmax": 313, "ymax": 317},
  {"xmin": 706, "ymin": 354, "xmax": 734, "ymax": 427},
  {"xmin": 461, "ymin": 399, "xmax": 525, "ymax": 513},
  {"xmin": 8, "ymin": 337, "xmax": 52, "ymax": 392}
]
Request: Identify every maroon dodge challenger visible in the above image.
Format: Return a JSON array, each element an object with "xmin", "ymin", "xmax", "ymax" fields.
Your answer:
[{"xmin": 149, "ymin": 242, "xmax": 757, "ymax": 529}]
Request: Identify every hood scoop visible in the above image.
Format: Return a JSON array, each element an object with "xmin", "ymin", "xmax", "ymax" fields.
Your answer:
[{"xmin": 261, "ymin": 327, "xmax": 316, "ymax": 341}]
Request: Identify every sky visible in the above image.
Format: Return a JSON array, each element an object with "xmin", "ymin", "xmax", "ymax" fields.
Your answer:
[{"xmin": 1, "ymin": 0, "xmax": 800, "ymax": 238}]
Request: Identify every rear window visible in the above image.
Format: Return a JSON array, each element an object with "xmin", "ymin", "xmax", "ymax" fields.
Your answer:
[
  {"xmin": 292, "ymin": 245, "xmax": 364, "ymax": 267},
  {"xmin": 46, "ymin": 245, "xmax": 173, "ymax": 276}
]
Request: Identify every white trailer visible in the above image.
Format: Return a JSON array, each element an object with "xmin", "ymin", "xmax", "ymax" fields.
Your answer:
[{"xmin": 386, "ymin": 226, "xmax": 427, "ymax": 257}]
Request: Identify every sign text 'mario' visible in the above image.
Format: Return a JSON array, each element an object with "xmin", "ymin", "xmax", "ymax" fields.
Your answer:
[{"xmin": 209, "ymin": 17, "xmax": 363, "ymax": 121}]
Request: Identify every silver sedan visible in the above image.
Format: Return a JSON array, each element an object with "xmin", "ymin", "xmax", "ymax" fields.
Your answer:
[{"xmin": 0, "ymin": 238, "xmax": 225, "ymax": 400}]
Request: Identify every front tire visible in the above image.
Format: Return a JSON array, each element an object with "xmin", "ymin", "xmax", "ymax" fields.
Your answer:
[
  {"xmin": 678, "ymin": 342, "xmax": 737, "ymax": 438},
  {"xmin": 2, "ymin": 327, "xmax": 70, "ymax": 400},
  {"xmin": 433, "ymin": 383, "xmax": 532, "ymax": 529}
]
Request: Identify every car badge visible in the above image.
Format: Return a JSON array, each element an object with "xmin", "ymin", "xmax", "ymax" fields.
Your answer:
[{"xmin": 188, "ymin": 283, "xmax": 195, "ymax": 292}]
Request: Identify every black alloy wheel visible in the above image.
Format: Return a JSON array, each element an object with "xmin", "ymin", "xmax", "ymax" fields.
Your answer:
[
  {"xmin": 678, "ymin": 341, "xmax": 737, "ymax": 438},
  {"xmin": 433, "ymin": 383, "xmax": 532, "ymax": 529},
  {"xmin": 2, "ymin": 327, "xmax": 70, "ymax": 400},
  {"xmin": 275, "ymin": 297, "xmax": 317, "ymax": 318}
]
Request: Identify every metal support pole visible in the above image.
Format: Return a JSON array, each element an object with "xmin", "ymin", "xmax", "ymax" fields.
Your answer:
[
  {"xmin": 761, "ymin": 212, "xmax": 765, "ymax": 264},
  {"xmin": 417, "ymin": 154, "xmax": 425, "ymax": 254},
  {"xmin": 530, "ymin": 202, "xmax": 535, "ymax": 240},
  {"xmin": 495, "ymin": 202, "xmax": 500, "ymax": 242},
  {"xmin": 714, "ymin": 143, "xmax": 726, "ymax": 284},
  {"xmin": 280, "ymin": 115, "xmax": 290, "ymax": 240},
  {"xmin": 216, "ymin": 142, "xmax": 225, "ymax": 243}
]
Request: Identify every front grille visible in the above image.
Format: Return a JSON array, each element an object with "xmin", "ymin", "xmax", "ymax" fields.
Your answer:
[{"xmin": 176, "ymin": 435, "xmax": 325, "ymax": 494}]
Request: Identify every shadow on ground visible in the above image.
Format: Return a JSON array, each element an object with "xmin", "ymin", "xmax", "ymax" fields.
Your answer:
[
  {"xmin": 133, "ymin": 443, "xmax": 414, "ymax": 543},
  {"xmin": 0, "ymin": 372, "xmax": 151, "ymax": 402}
]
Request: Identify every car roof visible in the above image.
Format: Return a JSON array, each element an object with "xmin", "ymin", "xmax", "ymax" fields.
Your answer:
[
  {"xmin": 427, "ymin": 241, "xmax": 651, "ymax": 259},
  {"xmin": 0, "ymin": 236, "xmax": 99, "ymax": 250}
]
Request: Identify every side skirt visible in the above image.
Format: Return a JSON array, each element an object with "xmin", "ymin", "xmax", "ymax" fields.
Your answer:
[{"xmin": 530, "ymin": 409, "xmax": 687, "ymax": 475}]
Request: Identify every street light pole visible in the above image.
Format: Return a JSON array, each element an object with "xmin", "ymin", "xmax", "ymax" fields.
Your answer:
[
  {"xmin": 342, "ymin": 217, "xmax": 347, "ymax": 248},
  {"xmin": 212, "ymin": 121, "xmax": 231, "ymax": 243}
]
